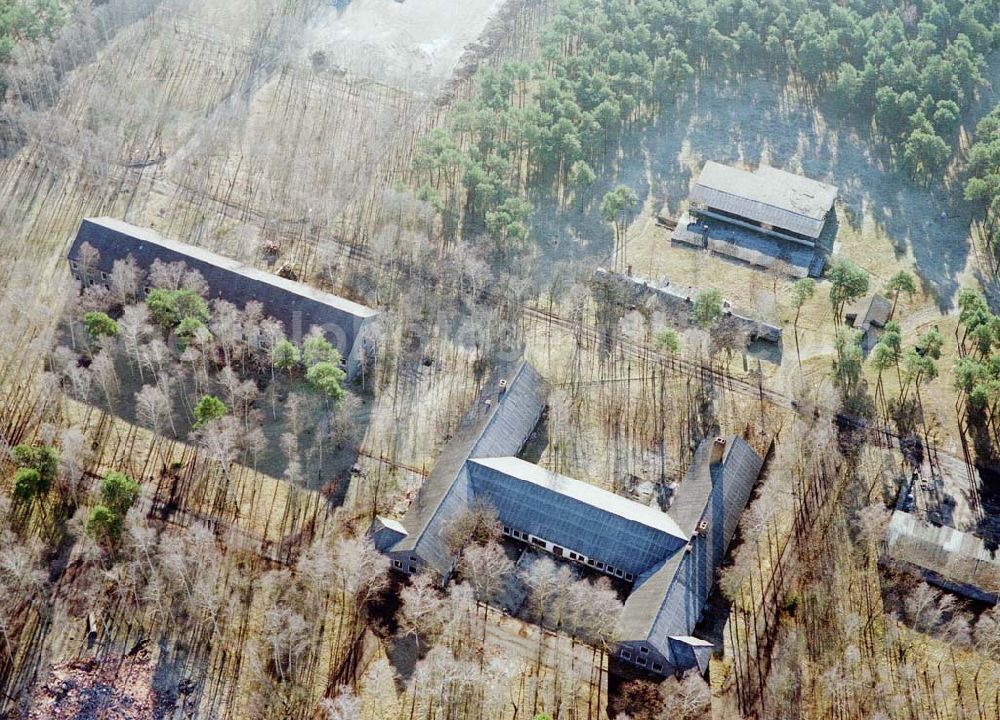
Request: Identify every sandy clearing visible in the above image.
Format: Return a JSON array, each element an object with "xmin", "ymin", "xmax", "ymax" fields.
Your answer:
[{"xmin": 299, "ymin": 0, "xmax": 511, "ymax": 93}]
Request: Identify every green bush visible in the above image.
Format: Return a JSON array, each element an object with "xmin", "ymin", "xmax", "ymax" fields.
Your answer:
[
  {"xmin": 146, "ymin": 288, "xmax": 209, "ymax": 330},
  {"xmin": 303, "ymin": 334, "xmax": 339, "ymax": 367},
  {"xmin": 692, "ymin": 288, "xmax": 724, "ymax": 328},
  {"xmin": 272, "ymin": 339, "xmax": 301, "ymax": 374},
  {"xmin": 87, "ymin": 505, "xmax": 120, "ymax": 542},
  {"xmin": 13, "ymin": 467, "xmax": 44, "ymax": 504},
  {"xmin": 83, "ymin": 311, "xmax": 118, "ymax": 340},
  {"xmin": 193, "ymin": 395, "xmax": 227, "ymax": 428},
  {"xmin": 100, "ymin": 471, "xmax": 140, "ymax": 515},
  {"xmin": 12, "ymin": 443, "xmax": 58, "ymax": 479},
  {"xmin": 306, "ymin": 361, "xmax": 346, "ymax": 404}
]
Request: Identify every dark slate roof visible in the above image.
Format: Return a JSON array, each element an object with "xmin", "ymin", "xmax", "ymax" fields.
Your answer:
[
  {"xmin": 617, "ymin": 436, "xmax": 764, "ymax": 665},
  {"xmin": 68, "ymin": 218, "xmax": 376, "ymax": 358},
  {"xmin": 371, "ymin": 516, "xmax": 408, "ymax": 553},
  {"xmin": 690, "ymin": 162, "xmax": 838, "ymax": 240},
  {"xmin": 389, "ymin": 361, "xmax": 547, "ymax": 576},
  {"xmin": 846, "ymin": 294, "xmax": 892, "ymax": 333},
  {"xmin": 468, "ymin": 457, "xmax": 686, "ymax": 576},
  {"xmin": 668, "ymin": 636, "xmax": 714, "ymax": 675}
]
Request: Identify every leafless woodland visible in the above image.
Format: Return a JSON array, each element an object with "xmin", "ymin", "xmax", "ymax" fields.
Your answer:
[{"xmin": 1, "ymin": 1, "xmax": 1000, "ymax": 719}]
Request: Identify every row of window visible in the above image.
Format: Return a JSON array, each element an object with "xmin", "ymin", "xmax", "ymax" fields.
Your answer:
[
  {"xmin": 74, "ymin": 272, "xmax": 109, "ymax": 291},
  {"xmin": 392, "ymin": 555, "xmax": 420, "ymax": 574},
  {"xmin": 619, "ymin": 646, "xmax": 663, "ymax": 673},
  {"xmin": 501, "ymin": 525, "xmax": 634, "ymax": 582}
]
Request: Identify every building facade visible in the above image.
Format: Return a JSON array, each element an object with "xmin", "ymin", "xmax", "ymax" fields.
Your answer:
[
  {"xmin": 673, "ymin": 161, "xmax": 839, "ymax": 279},
  {"xmin": 66, "ymin": 217, "xmax": 378, "ymax": 377},
  {"xmin": 689, "ymin": 161, "xmax": 838, "ymax": 247}
]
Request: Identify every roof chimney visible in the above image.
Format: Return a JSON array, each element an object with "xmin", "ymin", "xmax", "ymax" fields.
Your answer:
[
  {"xmin": 498, "ymin": 378, "xmax": 508, "ymax": 396},
  {"xmin": 710, "ymin": 436, "xmax": 727, "ymax": 465}
]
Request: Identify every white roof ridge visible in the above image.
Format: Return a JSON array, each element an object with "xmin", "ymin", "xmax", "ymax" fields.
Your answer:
[
  {"xmin": 84, "ymin": 217, "xmax": 377, "ymax": 319},
  {"xmin": 469, "ymin": 456, "xmax": 686, "ymax": 540}
]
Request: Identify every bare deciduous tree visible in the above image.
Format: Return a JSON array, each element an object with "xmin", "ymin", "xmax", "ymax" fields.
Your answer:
[
  {"xmin": 399, "ymin": 572, "xmax": 447, "ymax": 644},
  {"xmin": 459, "ymin": 540, "xmax": 512, "ymax": 607},
  {"xmin": 318, "ymin": 688, "xmax": 361, "ymax": 720},
  {"xmin": 109, "ymin": 256, "xmax": 144, "ymax": 306},
  {"xmin": 118, "ymin": 304, "xmax": 154, "ymax": 380},
  {"xmin": 78, "ymin": 282, "xmax": 114, "ymax": 314},
  {"xmin": 443, "ymin": 501, "xmax": 502, "ymax": 556},
  {"xmin": 135, "ymin": 383, "xmax": 173, "ymax": 437},
  {"xmin": 564, "ymin": 575, "xmax": 622, "ymax": 647},
  {"xmin": 57, "ymin": 426, "xmax": 89, "ymax": 502},
  {"xmin": 76, "ymin": 241, "xmax": 101, "ymax": 285},
  {"xmin": 660, "ymin": 671, "xmax": 711, "ymax": 720},
  {"xmin": 149, "ymin": 259, "xmax": 208, "ymax": 296}
]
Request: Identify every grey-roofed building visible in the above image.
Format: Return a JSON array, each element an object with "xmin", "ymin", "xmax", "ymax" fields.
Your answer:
[
  {"xmin": 845, "ymin": 294, "xmax": 892, "ymax": 354},
  {"xmin": 376, "ymin": 357, "xmax": 765, "ymax": 676},
  {"xmin": 469, "ymin": 457, "xmax": 687, "ymax": 580},
  {"xmin": 615, "ymin": 437, "xmax": 764, "ymax": 674},
  {"xmin": 846, "ymin": 294, "xmax": 892, "ymax": 333},
  {"xmin": 885, "ymin": 511, "xmax": 1000, "ymax": 604},
  {"xmin": 689, "ymin": 161, "xmax": 838, "ymax": 246},
  {"xmin": 66, "ymin": 217, "xmax": 378, "ymax": 377},
  {"xmin": 384, "ymin": 361, "xmax": 548, "ymax": 576}
]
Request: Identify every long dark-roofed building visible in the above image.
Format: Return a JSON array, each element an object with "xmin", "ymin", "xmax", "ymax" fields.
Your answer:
[
  {"xmin": 66, "ymin": 217, "xmax": 378, "ymax": 377},
  {"xmin": 374, "ymin": 360, "xmax": 764, "ymax": 676},
  {"xmin": 375, "ymin": 361, "xmax": 548, "ymax": 576},
  {"xmin": 469, "ymin": 456, "xmax": 688, "ymax": 580},
  {"xmin": 615, "ymin": 436, "xmax": 764, "ymax": 674}
]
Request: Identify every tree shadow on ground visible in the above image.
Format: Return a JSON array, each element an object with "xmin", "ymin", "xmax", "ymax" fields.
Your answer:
[{"xmin": 523, "ymin": 62, "xmax": 1000, "ymax": 308}]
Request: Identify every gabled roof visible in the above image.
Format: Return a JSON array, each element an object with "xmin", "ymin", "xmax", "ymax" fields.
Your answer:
[
  {"xmin": 371, "ymin": 516, "xmax": 408, "ymax": 553},
  {"xmin": 468, "ymin": 457, "xmax": 686, "ymax": 576},
  {"xmin": 616, "ymin": 436, "xmax": 764, "ymax": 658},
  {"xmin": 846, "ymin": 294, "xmax": 892, "ymax": 333},
  {"xmin": 470, "ymin": 457, "xmax": 685, "ymax": 538},
  {"xmin": 389, "ymin": 361, "xmax": 547, "ymax": 575},
  {"xmin": 690, "ymin": 162, "xmax": 838, "ymax": 239},
  {"xmin": 886, "ymin": 511, "xmax": 1000, "ymax": 600},
  {"xmin": 668, "ymin": 636, "xmax": 714, "ymax": 674}
]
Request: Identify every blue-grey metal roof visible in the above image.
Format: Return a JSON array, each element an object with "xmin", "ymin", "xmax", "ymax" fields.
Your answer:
[
  {"xmin": 617, "ymin": 436, "xmax": 764, "ymax": 667},
  {"xmin": 380, "ymin": 366, "xmax": 763, "ymax": 671},
  {"xmin": 690, "ymin": 162, "xmax": 837, "ymax": 240},
  {"xmin": 389, "ymin": 361, "xmax": 547, "ymax": 576},
  {"xmin": 667, "ymin": 636, "xmax": 714, "ymax": 674},
  {"xmin": 468, "ymin": 457, "xmax": 687, "ymax": 576},
  {"xmin": 68, "ymin": 218, "xmax": 376, "ymax": 359}
]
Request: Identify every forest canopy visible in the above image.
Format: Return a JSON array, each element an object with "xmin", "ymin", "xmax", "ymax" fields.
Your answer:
[
  {"xmin": 412, "ymin": 0, "xmax": 1000, "ymax": 251},
  {"xmin": 0, "ymin": 0, "xmax": 65, "ymax": 91},
  {"xmin": 966, "ymin": 104, "xmax": 1000, "ymax": 270}
]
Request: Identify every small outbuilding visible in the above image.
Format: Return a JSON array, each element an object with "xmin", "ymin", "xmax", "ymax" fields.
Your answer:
[
  {"xmin": 845, "ymin": 294, "xmax": 892, "ymax": 334},
  {"xmin": 845, "ymin": 293, "xmax": 892, "ymax": 351}
]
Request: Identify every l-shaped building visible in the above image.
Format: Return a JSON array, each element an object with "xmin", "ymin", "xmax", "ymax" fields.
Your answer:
[
  {"xmin": 373, "ymin": 360, "xmax": 764, "ymax": 676},
  {"xmin": 66, "ymin": 218, "xmax": 378, "ymax": 377}
]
